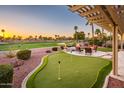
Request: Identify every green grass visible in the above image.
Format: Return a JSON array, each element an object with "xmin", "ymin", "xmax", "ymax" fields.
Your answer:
[
  {"xmin": 0, "ymin": 42, "xmax": 59, "ymax": 51},
  {"xmin": 26, "ymin": 52, "xmax": 112, "ymax": 88},
  {"xmin": 98, "ymin": 47, "xmax": 112, "ymax": 52}
]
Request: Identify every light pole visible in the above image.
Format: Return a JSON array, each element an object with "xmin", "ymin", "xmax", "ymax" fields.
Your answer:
[{"xmin": 58, "ymin": 61, "xmax": 61, "ymax": 80}]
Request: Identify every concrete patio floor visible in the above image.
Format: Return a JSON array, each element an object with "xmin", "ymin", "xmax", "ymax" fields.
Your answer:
[{"xmin": 64, "ymin": 49, "xmax": 112, "ymax": 59}]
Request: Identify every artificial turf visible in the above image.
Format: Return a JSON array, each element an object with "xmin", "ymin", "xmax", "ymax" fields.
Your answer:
[
  {"xmin": 26, "ymin": 52, "xmax": 112, "ymax": 88},
  {"xmin": 97, "ymin": 47, "xmax": 112, "ymax": 52}
]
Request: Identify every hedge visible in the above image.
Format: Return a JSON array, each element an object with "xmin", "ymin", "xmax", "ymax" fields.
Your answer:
[
  {"xmin": 0, "ymin": 64, "xmax": 13, "ymax": 88},
  {"xmin": 16, "ymin": 50, "xmax": 31, "ymax": 60},
  {"xmin": 52, "ymin": 47, "xmax": 58, "ymax": 51}
]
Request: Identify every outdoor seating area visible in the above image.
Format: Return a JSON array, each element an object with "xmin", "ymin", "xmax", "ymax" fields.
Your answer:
[
  {"xmin": 65, "ymin": 43, "xmax": 99, "ymax": 56},
  {"xmin": 65, "ymin": 46, "xmax": 112, "ymax": 59}
]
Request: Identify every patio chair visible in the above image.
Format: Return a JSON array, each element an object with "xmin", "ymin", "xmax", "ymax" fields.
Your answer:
[
  {"xmin": 93, "ymin": 45, "xmax": 98, "ymax": 52},
  {"xmin": 76, "ymin": 47, "xmax": 81, "ymax": 52},
  {"xmin": 76, "ymin": 43, "xmax": 82, "ymax": 52},
  {"xmin": 85, "ymin": 48, "xmax": 92, "ymax": 55}
]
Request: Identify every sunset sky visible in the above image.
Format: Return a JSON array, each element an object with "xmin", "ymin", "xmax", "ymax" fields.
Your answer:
[{"xmin": 0, "ymin": 5, "xmax": 104, "ymax": 38}]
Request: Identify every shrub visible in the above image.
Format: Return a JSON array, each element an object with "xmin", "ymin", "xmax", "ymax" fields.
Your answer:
[
  {"xmin": 89, "ymin": 39, "xmax": 103, "ymax": 46},
  {"xmin": 16, "ymin": 50, "xmax": 31, "ymax": 60},
  {"xmin": 105, "ymin": 41, "xmax": 112, "ymax": 48},
  {"xmin": 0, "ymin": 64, "xmax": 13, "ymax": 88},
  {"xmin": 5, "ymin": 51, "xmax": 15, "ymax": 58},
  {"xmin": 66, "ymin": 42, "xmax": 76, "ymax": 47},
  {"xmin": 60, "ymin": 46, "xmax": 64, "ymax": 50},
  {"xmin": 52, "ymin": 47, "xmax": 58, "ymax": 51},
  {"xmin": 11, "ymin": 60, "xmax": 24, "ymax": 68},
  {"xmin": 46, "ymin": 50, "xmax": 51, "ymax": 53},
  {"xmin": 97, "ymin": 41, "xmax": 103, "ymax": 46},
  {"xmin": 89, "ymin": 40, "xmax": 93, "ymax": 45}
]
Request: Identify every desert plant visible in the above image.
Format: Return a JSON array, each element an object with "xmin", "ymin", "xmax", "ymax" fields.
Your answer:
[
  {"xmin": 46, "ymin": 50, "xmax": 52, "ymax": 53},
  {"xmin": 52, "ymin": 47, "xmax": 58, "ymax": 51},
  {"xmin": 5, "ymin": 46, "xmax": 16, "ymax": 58},
  {"xmin": 60, "ymin": 46, "xmax": 64, "ymax": 50},
  {"xmin": 5, "ymin": 51, "xmax": 15, "ymax": 58},
  {"xmin": 16, "ymin": 50, "xmax": 31, "ymax": 60},
  {"xmin": 0, "ymin": 64, "xmax": 13, "ymax": 88}
]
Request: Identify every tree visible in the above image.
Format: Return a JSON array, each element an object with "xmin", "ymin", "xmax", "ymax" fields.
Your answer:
[
  {"xmin": 28, "ymin": 35, "xmax": 33, "ymax": 40},
  {"xmin": 74, "ymin": 26, "xmax": 78, "ymax": 42},
  {"xmin": 12, "ymin": 35, "xmax": 16, "ymax": 40},
  {"xmin": 35, "ymin": 35, "xmax": 37, "ymax": 40},
  {"xmin": 55, "ymin": 35, "xmax": 58, "ymax": 39},
  {"xmin": 1, "ymin": 29, "xmax": 5, "ymax": 38},
  {"xmin": 86, "ymin": 21, "xmax": 94, "ymax": 44},
  {"xmin": 73, "ymin": 31, "xmax": 85, "ymax": 40},
  {"xmin": 101, "ymin": 28, "xmax": 104, "ymax": 38},
  {"xmin": 39, "ymin": 35, "xmax": 42, "ymax": 40},
  {"xmin": 95, "ymin": 29, "xmax": 101, "ymax": 37},
  {"xmin": 109, "ymin": 32, "xmax": 112, "ymax": 41},
  {"xmin": 17, "ymin": 36, "xmax": 22, "ymax": 40},
  {"xmin": 88, "ymin": 33, "xmax": 90, "ymax": 39}
]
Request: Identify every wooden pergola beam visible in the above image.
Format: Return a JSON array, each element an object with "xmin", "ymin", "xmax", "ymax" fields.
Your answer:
[
  {"xmin": 112, "ymin": 25, "xmax": 118, "ymax": 75},
  {"xmin": 95, "ymin": 6, "xmax": 114, "ymax": 26},
  {"xmin": 106, "ymin": 6, "xmax": 124, "ymax": 34},
  {"xmin": 89, "ymin": 19, "xmax": 106, "ymax": 23},
  {"xmin": 69, "ymin": 5, "xmax": 86, "ymax": 12},
  {"xmin": 115, "ymin": 6, "xmax": 124, "ymax": 12},
  {"xmin": 87, "ymin": 14, "xmax": 103, "ymax": 20},
  {"xmin": 80, "ymin": 8, "xmax": 98, "ymax": 16}
]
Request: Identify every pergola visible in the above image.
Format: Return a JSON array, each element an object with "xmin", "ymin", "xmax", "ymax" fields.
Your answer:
[{"xmin": 68, "ymin": 5, "xmax": 124, "ymax": 76}]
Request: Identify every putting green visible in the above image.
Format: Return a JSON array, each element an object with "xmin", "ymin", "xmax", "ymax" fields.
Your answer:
[{"xmin": 26, "ymin": 52, "xmax": 112, "ymax": 88}]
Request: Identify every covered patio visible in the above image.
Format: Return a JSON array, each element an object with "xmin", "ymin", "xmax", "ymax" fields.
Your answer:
[{"xmin": 68, "ymin": 5, "xmax": 124, "ymax": 86}]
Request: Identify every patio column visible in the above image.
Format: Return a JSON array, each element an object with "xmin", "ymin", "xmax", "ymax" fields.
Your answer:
[
  {"xmin": 120, "ymin": 33, "xmax": 124, "ymax": 51},
  {"xmin": 112, "ymin": 25, "xmax": 118, "ymax": 75}
]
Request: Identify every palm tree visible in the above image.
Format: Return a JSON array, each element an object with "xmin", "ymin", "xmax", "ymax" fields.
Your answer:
[
  {"xmin": 109, "ymin": 32, "xmax": 112, "ymax": 41},
  {"xmin": 39, "ymin": 35, "xmax": 42, "ymax": 40},
  {"xmin": 1, "ymin": 29, "xmax": 5, "ymax": 38},
  {"xmin": 55, "ymin": 35, "xmax": 58, "ymax": 40},
  {"xmin": 12, "ymin": 35, "xmax": 16, "ymax": 40},
  {"xmin": 95, "ymin": 29, "xmax": 101, "ymax": 37},
  {"xmin": 86, "ymin": 21, "xmax": 94, "ymax": 43},
  {"xmin": 88, "ymin": 33, "xmax": 90, "ymax": 39},
  {"xmin": 28, "ymin": 35, "xmax": 33, "ymax": 40},
  {"xmin": 74, "ymin": 26, "xmax": 78, "ymax": 42},
  {"xmin": 101, "ymin": 27, "xmax": 104, "ymax": 39},
  {"xmin": 35, "ymin": 35, "xmax": 37, "ymax": 40}
]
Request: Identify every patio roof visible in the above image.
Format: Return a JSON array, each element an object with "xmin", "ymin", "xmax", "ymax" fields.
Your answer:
[
  {"xmin": 68, "ymin": 5, "xmax": 124, "ymax": 34},
  {"xmin": 68, "ymin": 5, "xmax": 124, "ymax": 76}
]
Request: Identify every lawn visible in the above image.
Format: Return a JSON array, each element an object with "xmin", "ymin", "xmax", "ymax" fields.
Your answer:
[
  {"xmin": 98, "ymin": 47, "xmax": 112, "ymax": 52},
  {"xmin": 26, "ymin": 52, "xmax": 112, "ymax": 88},
  {"xmin": 0, "ymin": 42, "xmax": 59, "ymax": 51}
]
